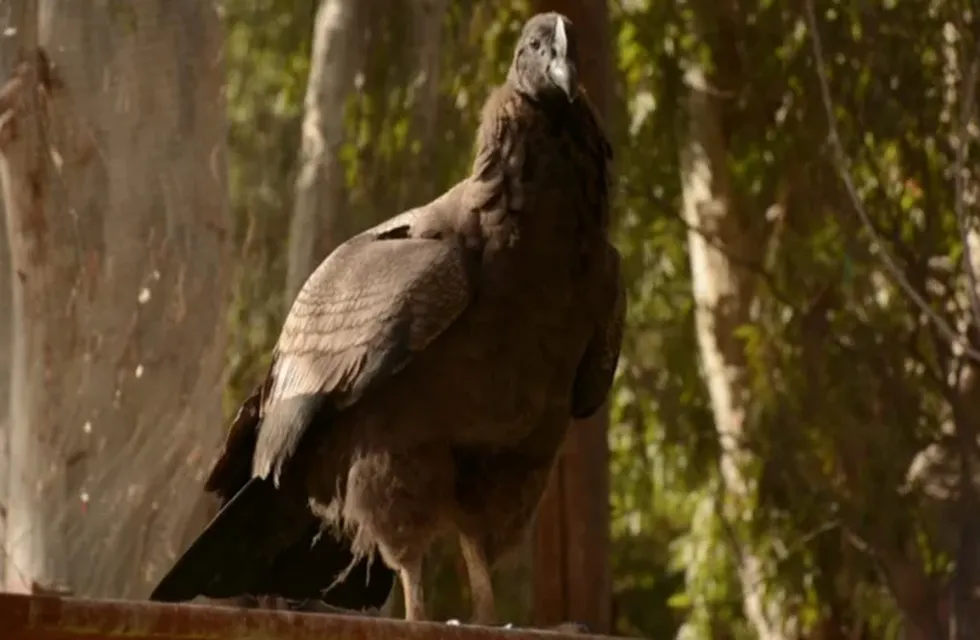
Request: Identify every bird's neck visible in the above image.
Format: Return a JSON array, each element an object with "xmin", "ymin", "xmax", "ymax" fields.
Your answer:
[{"xmin": 509, "ymin": 81, "xmax": 578, "ymax": 119}]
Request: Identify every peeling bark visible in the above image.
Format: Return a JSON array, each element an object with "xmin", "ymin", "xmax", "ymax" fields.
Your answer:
[
  {"xmin": 1, "ymin": 1, "xmax": 230, "ymax": 597},
  {"xmin": 0, "ymin": 33, "xmax": 69, "ymax": 595},
  {"xmin": 286, "ymin": 0, "xmax": 365, "ymax": 304}
]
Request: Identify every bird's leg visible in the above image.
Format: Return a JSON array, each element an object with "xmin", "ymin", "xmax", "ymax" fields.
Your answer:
[
  {"xmin": 399, "ymin": 557, "xmax": 427, "ymax": 621},
  {"xmin": 458, "ymin": 534, "xmax": 497, "ymax": 625}
]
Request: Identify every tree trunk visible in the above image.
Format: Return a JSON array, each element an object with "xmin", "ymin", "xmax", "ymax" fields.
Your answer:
[
  {"xmin": 0, "ymin": 7, "xmax": 15, "ymax": 586},
  {"xmin": 1, "ymin": 5, "xmax": 68, "ymax": 592},
  {"xmin": 0, "ymin": 172, "xmax": 8, "ymax": 585},
  {"xmin": 405, "ymin": 0, "xmax": 447, "ymax": 204},
  {"xmin": 286, "ymin": 0, "xmax": 365, "ymax": 304},
  {"xmin": 1, "ymin": 0, "xmax": 230, "ymax": 597},
  {"xmin": 680, "ymin": 53, "xmax": 795, "ymax": 639},
  {"xmin": 945, "ymin": 219, "xmax": 980, "ymax": 636},
  {"xmin": 530, "ymin": 0, "xmax": 613, "ymax": 633},
  {"xmin": 945, "ymin": 26, "xmax": 980, "ymax": 638}
]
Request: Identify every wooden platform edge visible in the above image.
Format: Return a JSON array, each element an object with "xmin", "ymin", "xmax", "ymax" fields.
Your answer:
[{"xmin": 0, "ymin": 592, "xmax": 622, "ymax": 640}]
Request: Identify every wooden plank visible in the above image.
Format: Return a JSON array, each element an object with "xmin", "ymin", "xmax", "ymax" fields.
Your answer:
[{"xmin": 0, "ymin": 593, "xmax": 617, "ymax": 640}]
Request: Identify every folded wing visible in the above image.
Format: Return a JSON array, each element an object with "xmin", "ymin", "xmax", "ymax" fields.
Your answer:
[{"xmin": 255, "ymin": 217, "xmax": 481, "ymax": 484}]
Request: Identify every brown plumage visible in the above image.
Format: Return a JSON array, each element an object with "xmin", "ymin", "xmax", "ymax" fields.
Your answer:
[{"xmin": 151, "ymin": 11, "xmax": 623, "ymax": 626}]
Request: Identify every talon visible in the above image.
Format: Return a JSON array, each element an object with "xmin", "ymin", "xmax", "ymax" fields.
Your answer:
[{"xmin": 445, "ymin": 619, "xmax": 462, "ymax": 626}]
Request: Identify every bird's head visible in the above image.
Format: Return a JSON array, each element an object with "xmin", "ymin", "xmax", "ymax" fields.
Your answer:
[{"xmin": 508, "ymin": 12, "xmax": 579, "ymax": 104}]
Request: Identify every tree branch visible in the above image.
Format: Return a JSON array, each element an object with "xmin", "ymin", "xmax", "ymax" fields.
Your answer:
[{"xmin": 804, "ymin": 0, "xmax": 980, "ymax": 364}]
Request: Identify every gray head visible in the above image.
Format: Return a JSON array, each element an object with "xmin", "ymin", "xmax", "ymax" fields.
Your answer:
[{"xmin": 508, "ymin": 12, "xmax": 579, "ymax": 103}]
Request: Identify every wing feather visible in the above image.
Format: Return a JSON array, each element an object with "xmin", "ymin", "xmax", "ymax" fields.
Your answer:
[{"xmin": 254, "ymin": 231, "xmax": 478, "ymax": 483}]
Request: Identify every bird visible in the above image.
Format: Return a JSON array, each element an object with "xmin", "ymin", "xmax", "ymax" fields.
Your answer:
[{"xmin": 150, "ymin": 10, "xmax": 623, "ymax": 627}]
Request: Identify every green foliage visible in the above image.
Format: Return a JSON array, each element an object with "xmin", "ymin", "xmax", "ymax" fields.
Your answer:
[
  {"xmin": 222, "ymin": 0, "xmax": 316, "ymax": 413},
  {"xmin": 610, "ymin": 0, "xmax": 980, "ymax": 636}
]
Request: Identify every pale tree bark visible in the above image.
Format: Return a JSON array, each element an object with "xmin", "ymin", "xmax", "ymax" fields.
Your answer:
[
  {"xmin": 946, "ymin": 31, "xmax": 980, "ymax": 621},
  {"xmin": 530, "ymin": 0, "xmax": 613, "ymax": 634},
  {"xmin": 680, "ymin": 54, "xmax": 796, "ymax": 640},
  {"xmin": 286, "ymin": 0, "xmax": 366, "ymax": 304},
  {"xmin": 677, "ymin": 7, "xmax": 799, "ymax": 639},
  {"xmin": 1, "ymin": 0, "xmax": 230, "ymax": 597},
  {"xmin": 1, "ymin": 5, "xmax": 68, "ymax": 592},
  {"xmin": 0, "ymin": 6, "xmax": 14, "ymax": 584},
  {"xmin": 0, "ymin": 173, "xmax": 7, "ymax": 584},
  {"xmin": 945, "ymin": 17, "xmax": 980, "ymax": 635},
  {"xmin": 405, "ymin": 0, "xmax": 447, "ymax": 204},
  {"xmin": 949, "ymin": 358, "xmax": 980, "ymax": 639}
]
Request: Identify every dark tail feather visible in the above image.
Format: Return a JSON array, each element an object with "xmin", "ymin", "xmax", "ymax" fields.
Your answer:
[
  {"xmin": 262, "ymin": 523, "xmax": 396, "ymax": 610},
  {"xmin": 150, "ymin": 477, "xmax": 306, "ymax": 602}
]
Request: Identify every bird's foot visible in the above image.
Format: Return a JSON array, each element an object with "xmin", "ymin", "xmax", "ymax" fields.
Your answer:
[
  {"xmin": 284, "ymin": 599, "xmax": 383, "ymax": 617},
  {"xmin": 443, "ymin": 620, "xmax": 590, "ymax": 634}
]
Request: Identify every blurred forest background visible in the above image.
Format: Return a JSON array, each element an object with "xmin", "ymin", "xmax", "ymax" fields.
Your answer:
[{"xmin": 2, "ymin": 0, "xmax": 980, "ymax": 638}]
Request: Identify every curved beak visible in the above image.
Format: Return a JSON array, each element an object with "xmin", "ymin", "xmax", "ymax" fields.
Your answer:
[
  {"xmin": 548, "ymin": 59, "xmax": 577, "ymax": 102},
  {"xmin": 548, "ymin": 17, "xmax": 577, "ymax": 101}
]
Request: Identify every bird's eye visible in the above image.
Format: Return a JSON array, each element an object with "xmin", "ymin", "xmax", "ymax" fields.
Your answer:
[{"xmin": 529, "ymin": 39, "xmax": 540, "ymax": 51}]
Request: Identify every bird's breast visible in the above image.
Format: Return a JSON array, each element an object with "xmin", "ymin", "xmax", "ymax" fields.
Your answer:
[
  {"xmin": 521, "ymin": 113, "xmax": 607, "ymax": 218},
  {"xmin": 444, "ymin": 256, "xmax": 599, "ymax": 430}
]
